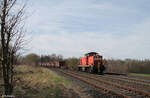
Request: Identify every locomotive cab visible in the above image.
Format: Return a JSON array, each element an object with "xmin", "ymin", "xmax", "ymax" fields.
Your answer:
[{"xmin": 78, "ymin": 52, "xmax": 105, "ymax": 74}]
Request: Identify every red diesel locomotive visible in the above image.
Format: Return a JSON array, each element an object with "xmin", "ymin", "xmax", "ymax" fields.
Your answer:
[{"xmin": 78, "ymin": 52, "xmax": 105, "ymax": 74}]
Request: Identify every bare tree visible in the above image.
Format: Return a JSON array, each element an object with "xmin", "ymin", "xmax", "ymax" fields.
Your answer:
[{"xmin": 0, "ymin": 0, "xmax": 26, "ymax": 95}]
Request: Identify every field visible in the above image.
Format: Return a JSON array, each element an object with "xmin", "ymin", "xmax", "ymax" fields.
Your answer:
[
  {"xmin": 13, "ymin": 65, "xmax": 78, "ymax": 98},
  {"xmin": 130, "ymin": 73, "xmax": 150, "ymax": 77}
]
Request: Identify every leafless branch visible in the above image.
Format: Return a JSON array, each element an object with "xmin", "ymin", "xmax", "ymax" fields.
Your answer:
[{"xmin": 0, "ymin": 0, "xmax": 27, "ymax": 95}]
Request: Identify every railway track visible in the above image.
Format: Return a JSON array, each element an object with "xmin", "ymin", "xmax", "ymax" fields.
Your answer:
[
  {"xmin": 103, "ymin": 75, "xmax": 150, "ymax": 85},
  {"xmin": 100, "ymin": 75, "xmax": 150, "ymax": 91},
  {"xmin": 75, "ymin": 71, "xmax": 150, "ymax": 92},
  {"xmin": 58, "ymin": 69, "xmax": 130, "ymax": 98},
  {"xmin": 107, "ymin": 75, "xmax": 150, "ymax": 85},
  {"xmin": 57, "ymin": 69, "xmax": 150, "ymax": 98}
]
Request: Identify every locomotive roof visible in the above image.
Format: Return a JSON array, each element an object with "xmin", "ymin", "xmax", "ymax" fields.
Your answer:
[{"xmin": 85, "ymin": 52, "xmax": 99, "ymax": 56}]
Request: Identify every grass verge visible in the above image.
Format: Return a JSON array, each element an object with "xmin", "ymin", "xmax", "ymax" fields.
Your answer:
[
  {"xmin": 130, "ymin": 73, "xmax": 150, "ymax": 77},
  {"xmin": 13, "ymin": 65, "xmax": 72, "ymax": 98}
]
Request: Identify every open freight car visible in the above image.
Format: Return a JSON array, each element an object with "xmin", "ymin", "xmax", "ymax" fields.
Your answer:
[
  {"xmin": 78, "ymin": 52, "xmax": 105, "ymax": 74},
  {"xmin": 41, "ymin": 61, "xmax": 65, "ymax": 68}
]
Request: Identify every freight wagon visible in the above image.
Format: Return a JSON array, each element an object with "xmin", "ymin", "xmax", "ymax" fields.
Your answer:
[{"xmin": 41, "ymin": 61, "xmax": 65, "ymax": 68}]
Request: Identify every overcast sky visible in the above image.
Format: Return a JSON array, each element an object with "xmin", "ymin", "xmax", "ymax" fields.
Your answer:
[{"xmin": 25, "ymin": 0, "xmax": 150, "ymax": 59}]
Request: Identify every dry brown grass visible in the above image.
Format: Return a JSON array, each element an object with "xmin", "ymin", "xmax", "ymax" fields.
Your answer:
[{"xmin": 13, "ymin": 65, "xmax": 71, "ymax": 98}]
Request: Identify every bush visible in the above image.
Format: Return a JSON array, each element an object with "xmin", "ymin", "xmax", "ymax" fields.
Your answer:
[
  {"xmin": 64, "ymin": 57, "xmax": 79, "ymax": 70},
  {"xmin": 24, "ymin": 53, "xmax": 40, "ymax": 66},
  {"xmin": 127, "ymin": 59, "xmax": 150, "ymax": 74},
  {"xmin": 105, "ymin": 59, "xmax": 128, "ymax": 74},
  {"xmin": 105, "ymin": 59, "xmax": 150, "ymax": 74}
]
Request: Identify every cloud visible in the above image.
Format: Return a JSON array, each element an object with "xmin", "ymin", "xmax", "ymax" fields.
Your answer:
[
  {"xmin": 26, "ymin": 0, "xmax": 140, "ymax": 33},
  {"xmin": 28, "ymin": 22, "xmax": 150, "ymax": 59},
  {"xmin": 25, "ymin": 0, "xmax": 150, "ymax": 59}
]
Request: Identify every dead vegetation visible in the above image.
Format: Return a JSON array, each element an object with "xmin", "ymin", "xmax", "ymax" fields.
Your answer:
[
  {"xmin": 105, "ymin": 59, "xmax": 150, "ymax": 74},
  {"xmin": 12, "ymin": 65, "xmax": 79, "ymax": 98}
]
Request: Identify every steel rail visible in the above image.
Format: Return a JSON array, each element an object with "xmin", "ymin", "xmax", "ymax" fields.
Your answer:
[
  {"xmin": 110, "ymin": 75, "xmax": 150, "ymax": 84},
  {"xmin": 102, "ymin": 75, "xmax": 150, "ymax": 87},
  {"xmin": 77, "ymin": 71, "xmax": 150, "ymax": 88},
  {"xmin": 68, "ymin": 70, "xmax": 150, "ymax": 97},
  {"xmin": 58, "ymin": 69, "xmax": 131, "ymax": 98}
]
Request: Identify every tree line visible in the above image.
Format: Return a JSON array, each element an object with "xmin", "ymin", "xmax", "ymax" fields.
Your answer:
[
  {"xmin": 16, "ymin": 53, "xmax": 79, "ymax": 69},
  {"xmin": 105, "ymin": 59, "xmax": 150, "ymax": 74},
  {"xmin": 18, "ymin": 53, "xmax": 150, "ymax": 74},
  {"xmin": 16, "ymin": 53, "xmax": 63, "ymax": 66}
]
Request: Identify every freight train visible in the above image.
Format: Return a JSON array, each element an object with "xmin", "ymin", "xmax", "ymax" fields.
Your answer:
[
  {"xmin": 42, "ymin": 52, "xmax": 105, "ymax": 74},
  {"xmin": 41, "ymin": 61, "xmax": 65, "ymax": 68},
  {"xmin": 78, "ymin": 52, "xmax": 105, "ymax": 74}
]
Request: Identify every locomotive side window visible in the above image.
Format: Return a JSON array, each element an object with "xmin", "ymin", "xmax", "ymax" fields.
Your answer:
[{"xmin": 94, "ymin": 58, "xmax": 102, "ymax": 60}]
